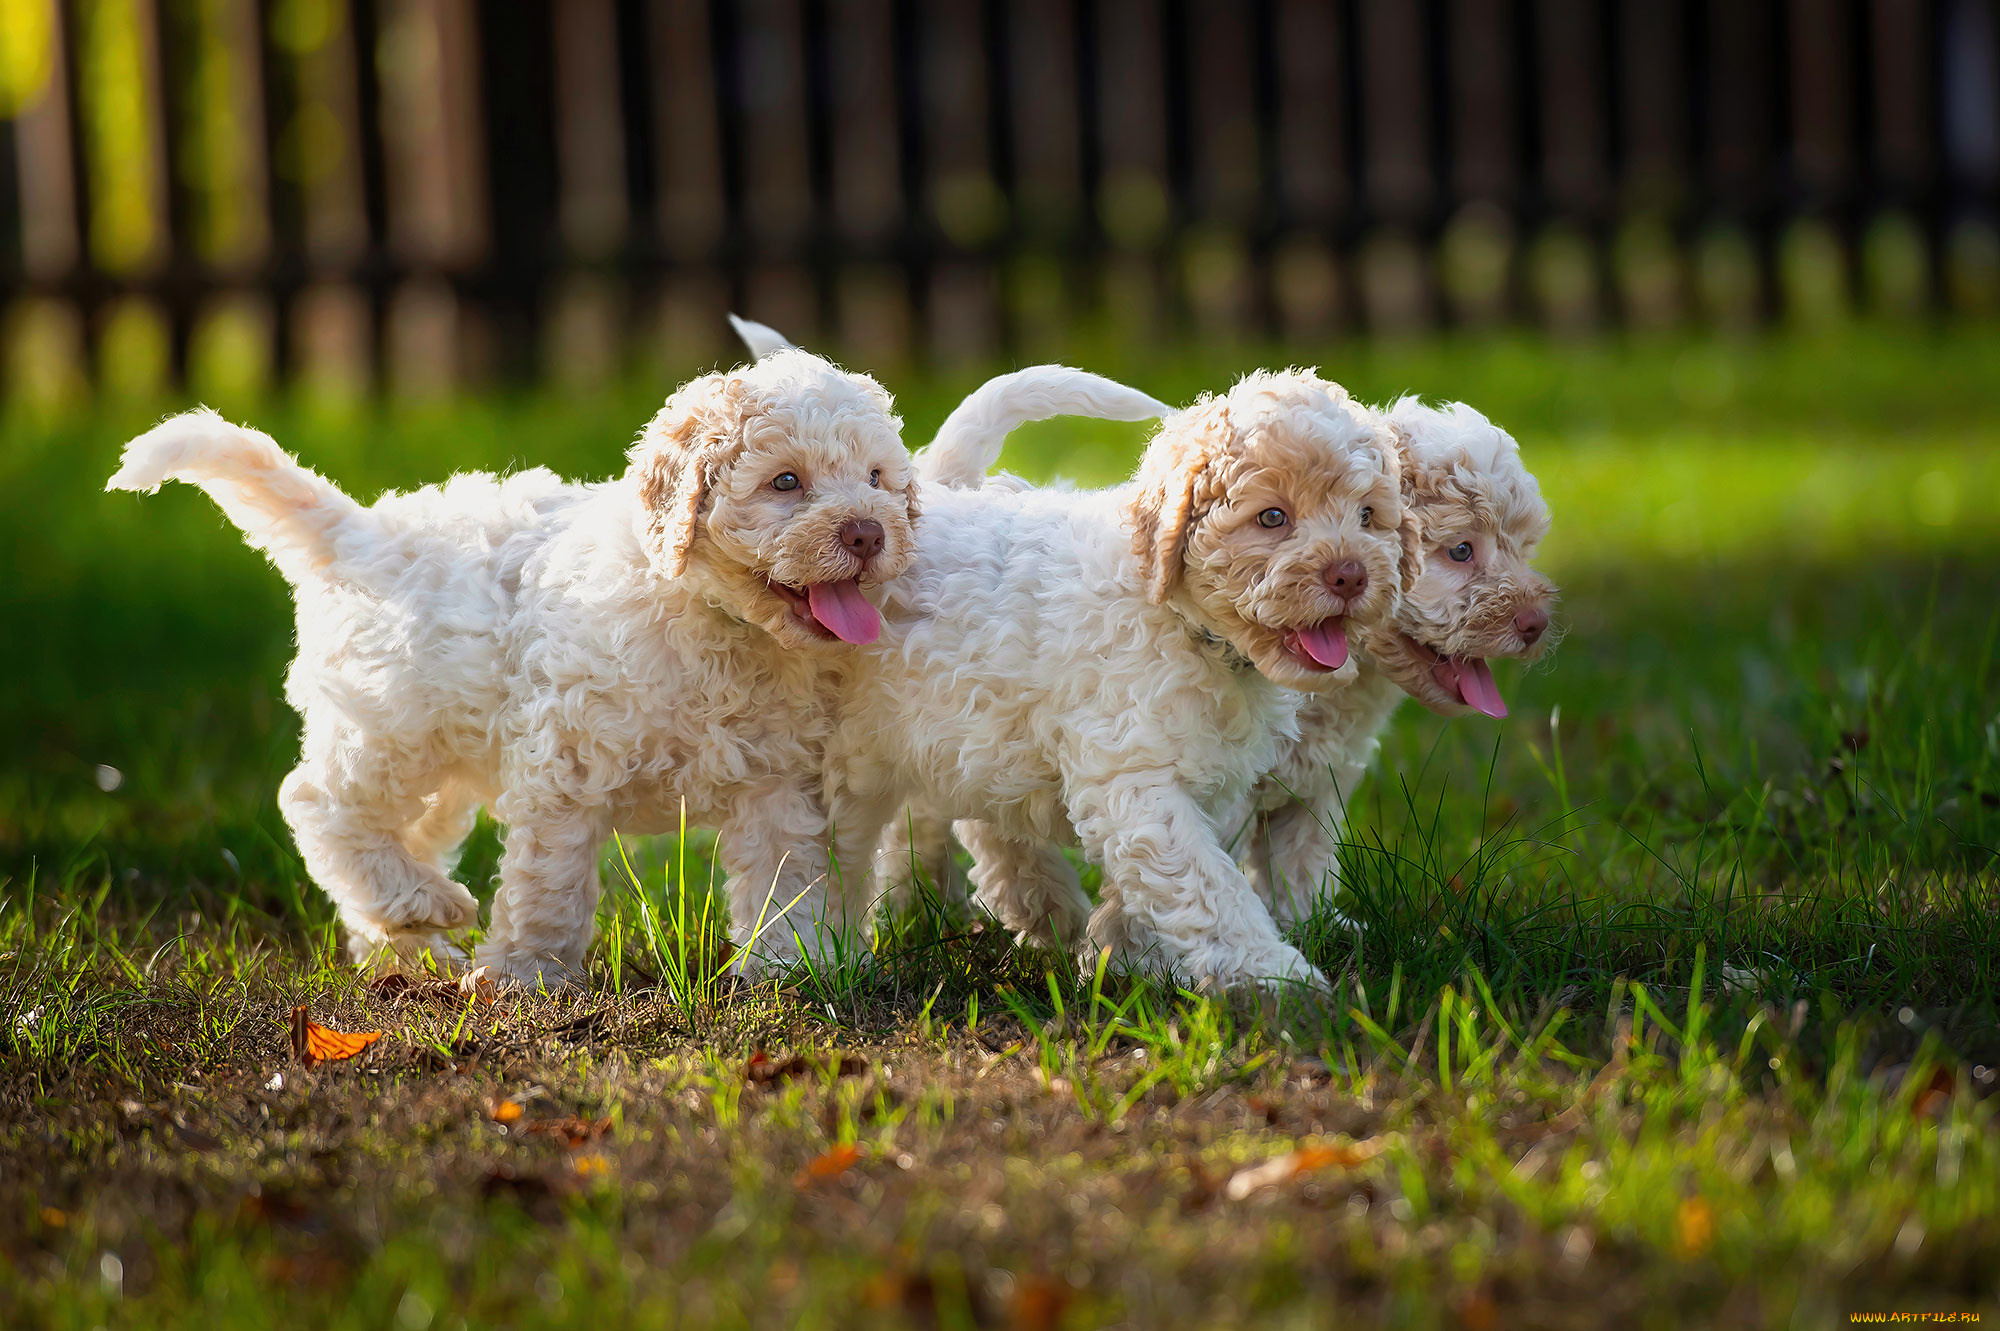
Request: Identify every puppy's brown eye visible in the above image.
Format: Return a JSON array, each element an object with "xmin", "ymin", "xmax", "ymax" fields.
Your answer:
[
  {"xmin": 773, "ymin": 472, "xmax": 800, "ymax": 492},
  {"xmin": 1257, "ymin": 507, "xmax": 1288, "ymax": 529},
  {"xmin": 869, "ymin": 469, "xmax": 881, "ymax": 488},
  {"xmin": 1359, "ymin": 506, "xmax": 1373, "ymax": 528},
  {"xmin": 1448, "ymin": 541, "xmax": 1474, "ymax": 562}
]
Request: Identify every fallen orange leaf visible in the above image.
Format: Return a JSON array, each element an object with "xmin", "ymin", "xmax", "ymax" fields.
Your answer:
[
  {"xmin": 1911, "ymin": 1067, "xmax": 1954, "ymax": 1119},
  {"xmin": 1458, "ymin": 1287, "xmax": 1500, "ymax": 1331},
  {"xmin": 794, "ymin": 1142, "xmax": 862, "ymax": 1186},
  {"xmin": 1225, "ymin": 1138, "xmax": 1383, "ymax": 1200},
  {"xmin": 524, "ymin": 1115, "xmax": 613, "ymax": 1148},
  {"xmin": 1010, "ymin": 1275, "xmax": 1072, "ymax": 1331},
  {"xmin": 289, "ymin": 1005, "xmax": 382, "ymax": 1066},
  {"xmin": 1675, "ymin": 1196, "xmax": 1716, "ymax": 1256}
]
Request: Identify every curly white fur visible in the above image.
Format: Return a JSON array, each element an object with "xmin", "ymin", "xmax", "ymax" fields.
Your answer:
[
  {"xmin": 824, "ymin": 370, "xmax": 1413, "ymax": 993},
  {"xmin": 108, "ymin": 349, "xmax": 919, "ymax": 989},
  {"xmin": 1236, "ymin": 397, "xmax": 1557, "ymax": 925},
  {"xmin": 938, "ymin": 396, "xmax": 1559, "ymax": 939}
]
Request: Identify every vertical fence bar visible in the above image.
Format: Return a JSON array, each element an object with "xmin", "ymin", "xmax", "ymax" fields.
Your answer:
[
  {"xmin": 1534, "ymin": 0, "xmax": 1607, "ymax": 329},
  {"xmin": 1182, "ymin": 1, "xmax": 1258, "ymax": 339},
  {"xmin": 1271, "ymin": 0, "xmax": 1347, "ymax": 338},
  {"xmin": 1093, "ymin": 0, "xmax": 1171, "ymax": 343},
  {"xmin": 920, "ymin": 0, "xmax": 998, "ymax": 362},
  {"xmin": 1000, "ymin": 0, "xmax": 1082, "ymax": 354},
  {"xmin": 1441, "ymin": 0, "xmax": 1515, "ymax": 326},
  {"xmin": 550, "ymin": 0, "xmax": 627, "ymax": 383},
  {"xmin": 5, "ymin": 0, "xmax": 86, "ymax": 406},
  {"xmin": 735, "ymin": 0, "xmax": 815, "ymax": 340},
  {"xmin": 825, "ymin": 0, "xmax": 908, "ymax": 361},
  {"xmin": 648, "ymin": 0, "xmax": 727, "ymax": 367},
  {"xmin": 1357, "ymin": 0, "xmax": 1434, "ymax": 328}
]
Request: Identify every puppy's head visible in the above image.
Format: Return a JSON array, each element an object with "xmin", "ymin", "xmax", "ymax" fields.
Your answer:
[
  {"xmin": 1355, "ymin": 398, "xmax": 1557, "ymax": 718},
  {"xmin": 627, "ymin": 349, "xmax": 917, "ymax": 648},
  {"xmin": 1127, "ymin": 369, "xmax": 1411, "ymax": 692}
]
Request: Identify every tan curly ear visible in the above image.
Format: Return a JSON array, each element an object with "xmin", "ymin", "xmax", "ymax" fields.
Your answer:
[
  {"xmin": 628, "ymin": 372, "xmax": 748, "ymax": 577},
  {"xmin": 1383, "ymin": 421, "xmax": 1425, "ymax": 596},
  {"xmin": 1126, "ymin": 405, "xmax": 1225, "ymax": 603}
]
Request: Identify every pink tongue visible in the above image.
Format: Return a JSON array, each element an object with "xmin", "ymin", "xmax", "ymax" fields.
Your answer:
[
  {"xmin": 1297, "ymin": 619, "xmax": 1348, "ymax": 669},
  {"xmin": 805, "ymin": 579, "xmax": 881, "ymax": 644},
  {"xmin": 1454, "ymin": 658, "xmax": 1508, "ymax": 718}
]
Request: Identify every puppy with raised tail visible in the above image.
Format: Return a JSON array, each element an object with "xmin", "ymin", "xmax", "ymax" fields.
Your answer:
[
  {"xmin": 932, "ymin": 397, "xmax": 1558, "ymax": 940},
  {"xmin": 836, "ymin": 370, "xmax": 1414, "ymax": 992},
  {"xmin": 108, "ymin": 349, "xmax": 916, "ymax": 987}
]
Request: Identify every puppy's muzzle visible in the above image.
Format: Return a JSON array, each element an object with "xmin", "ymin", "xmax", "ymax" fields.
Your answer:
[
  {"xmin": 1321, "ymin": 559, "xmax": 1369, "ymax": 614},
  {"xmin": 839, "ymin": 518, "xmax": 886, "ymax": 570}
]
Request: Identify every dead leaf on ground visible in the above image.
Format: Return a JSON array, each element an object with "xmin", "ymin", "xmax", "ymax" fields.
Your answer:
[
  {"xmin": 746, "ymin": 1049, "xmax": 869, "ymax": 1086},
  {"xmin": 794, "ymin": 1142, "xmax": 862, "ymax": 1186},
  {"xmin": 861, "ymin": 1268, "xmax": 937, "ymax": 1321},
  {"xmin": 238, "ymin": 1187, "xmax": 314, "ymax": 1227},
  {"xmin": 523, "ymin": 1115, "xmax": 613, "ymax": 1148},
  {"xmin": 1911, "ymin": 1066, "xmax": 1955, "ymax": 1119},
  {"xmin": 1225, "ymin": 1139, "xmax": 1383, "ymax": 1200},
  {"xmin": 549, "ymin": 1009, "xmax": 611, "ymax": 1041},
  {"xmin": 169, "ymin": 1118, "xmax": 223, "ymax": 1152},
  {"xmin": 289, "ymin": 1005, "xmax": 383, "ymax": 1066},
  {"xmin": 479, "ymin": 1165, "xmax": 568, "ymax": 1215},
  {"xmin": 457, "ymin": 966, "xmax": 498, "ymax": 1005},
  {"xmin": 1458, "ymin": 1286, "xmax": 1500, "ymax": 1331},
  {"xmin": 364, "ymin": 969, "xmax": 492, "ymax": 1008},
  {"xmin": 1675, "ymin": 1196, "xmax": 1716, "ymax": 1257},
  {"xmin": 1181, "ymin": 1157, "xmax": 1224, "ymax": 1213},
  {"xmin": 1010, "ymin": 1275, "xmax": 1072, "ymax": 1331}
]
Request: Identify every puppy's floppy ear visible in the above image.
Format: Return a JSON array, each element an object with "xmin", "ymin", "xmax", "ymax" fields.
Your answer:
[
  {"xmin": 1126, "ymin": 403, "xmax": 1225, "ymax": 604},
  {"xmin": 1385, "ymin": 421, "xmax": 1425, "ymax": 596},
  {"xmin": 628, "ymin": 371, "xmax": 749, "ymax": 577}
]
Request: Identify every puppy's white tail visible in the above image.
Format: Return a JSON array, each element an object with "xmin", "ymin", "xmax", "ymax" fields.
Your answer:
[
  {"xmin": 915, "ymin": 366, "xmax": 1169, "ymax": 489},
  {"xmin": 106, "ymin": 408, "xmax": 372, "ymax": 586},
  {"xmin": 728, "ymin": 313, "xmax": 793, "ymax": 360}
]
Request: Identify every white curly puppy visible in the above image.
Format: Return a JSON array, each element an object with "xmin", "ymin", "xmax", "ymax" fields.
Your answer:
[
  {"xmin": 822, "ymin": 370, "xmax": 1417, "ymax": 992},
  {"xmin": 107, "ymin": 349, "xmax": 917, "ymax": 987},
  {"xmin": 941, "ymin": 397, "xmax": 1558, "ymax": 937},
  {"xmin": 1236, "ymin": 398, "xmax": 1557, "ymax": 926}
]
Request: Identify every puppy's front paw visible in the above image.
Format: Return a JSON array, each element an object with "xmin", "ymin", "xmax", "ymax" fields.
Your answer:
[
  {"xmin": 471, "ymin": 947, "xmax": 586, "ymax": 994},
  {"xmin": 382, "ymin": 872, "xmax": 480, "ymax": 933},
  {"xmin": 1200, "ymin": 944, "xmax": 1331, "ymax": 997}
]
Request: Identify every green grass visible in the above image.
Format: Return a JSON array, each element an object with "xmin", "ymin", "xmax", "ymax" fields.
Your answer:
[{"xmin": 3, "ymin": 327, "xmax": 1999, "ymax": 1326}]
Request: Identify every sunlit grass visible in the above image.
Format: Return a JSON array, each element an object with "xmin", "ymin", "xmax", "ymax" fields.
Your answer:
[{"xmin": 3, "ymin": 328, "xmax": 1999, "ymax": 1322}]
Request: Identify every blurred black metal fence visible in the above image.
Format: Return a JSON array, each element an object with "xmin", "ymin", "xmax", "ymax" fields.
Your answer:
[{"xmin": 1, "ymin": 0, "xmax": 1997, "ymax": 398}]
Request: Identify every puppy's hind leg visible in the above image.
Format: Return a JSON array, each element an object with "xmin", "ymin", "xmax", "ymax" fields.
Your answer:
[
  {"xmin": 726, "ymin": 783, "xmax": 873, "ymax": 980},
  {"xmin": 476, "ymin": 786, "xmax": 610, "ymax": 992},
  {"xmin": 401, "ymin": 778, "xmax": 486, "ymax": 875},
  {"xmin": 871, "ymin": 810, "xmax": 968, "ymax": 923},
  {"xmin": 955, "ymin": 819, "xmax": 1091, "ymax": 951},
  {"xmin": 1249, "ymin": 801, "xmax": 1344, "ymax": 931},
  {"xmin": 281, "ymin": 760, "xmax": 480, "ymax": 970}
]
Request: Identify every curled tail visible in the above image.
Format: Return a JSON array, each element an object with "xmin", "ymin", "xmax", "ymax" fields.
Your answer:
[
  {"xmin": 914, "ymin": 366, "xmax": 1169, "ymax": 489},
  {"xmin": 728, "ymin": 313, "xmax": 793, "ymax": 360},
  {"xmin": 106, "ymin": 408, "xmax": 371, "ymax": 586}
]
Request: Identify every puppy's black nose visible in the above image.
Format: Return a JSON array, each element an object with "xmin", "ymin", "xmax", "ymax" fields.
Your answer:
[
  {"xmin": 1515, "ymin": 606, "xmax": 1549, "ymax": 644},
  {"xmin": 1322, "ymin": 560, "xmax": 1368, "ymax": 599},
  {"xmin": 840, "ymin": 519, "xmax": 885, "ymax": 563}
]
